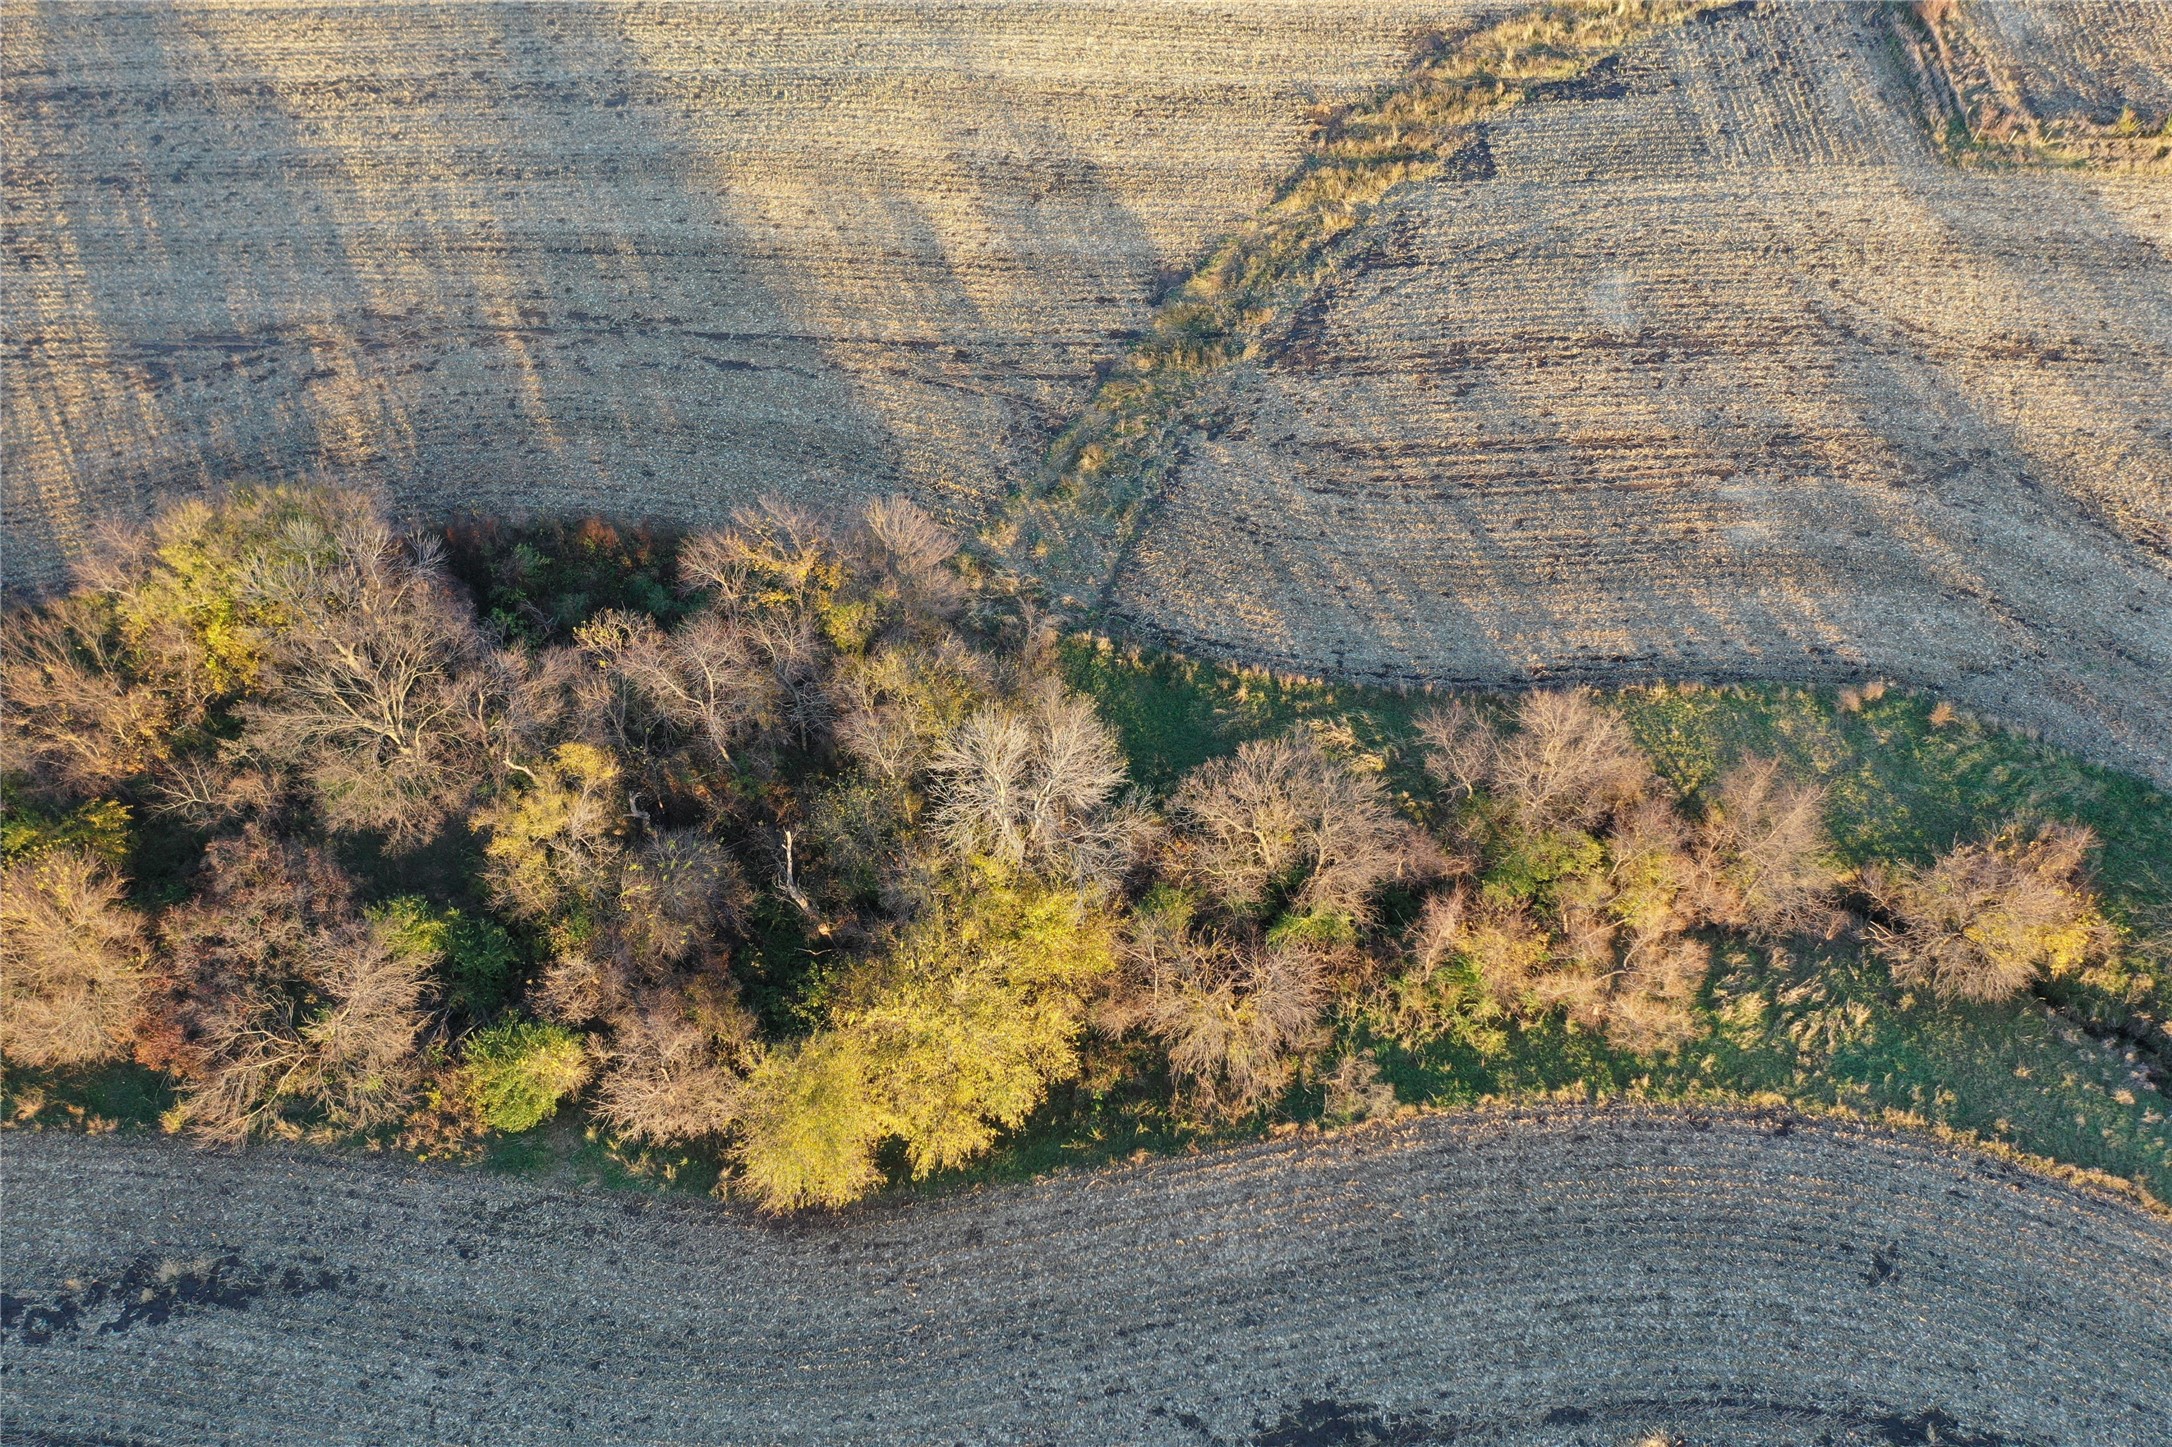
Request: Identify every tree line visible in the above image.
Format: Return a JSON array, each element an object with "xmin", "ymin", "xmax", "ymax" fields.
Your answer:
[{"xmin": 0, "ymin": 487, "xmax": 2120, "ymax": 1208}]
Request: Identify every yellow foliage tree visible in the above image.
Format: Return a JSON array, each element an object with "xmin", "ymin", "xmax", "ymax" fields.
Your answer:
[
  {"xmin": 471, "ymin": 742, "xmax": 626, "ymax": 922},
  {"xmin": 105, "ymin": 486, "xmax": 375, "ymax": 697},
  {"xmin": 733, "ymin": 871, "xmax": 1115, "ymax": 1210},
  {"xmin": 1870, "ymin": 822, "xmax": 2113, "ymax": 1003}
]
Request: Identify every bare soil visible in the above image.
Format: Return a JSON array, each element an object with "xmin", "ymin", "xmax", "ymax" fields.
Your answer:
[{"xmin": 4, "ymin": 1107, "xmax": 2168, "ymax": 1445}]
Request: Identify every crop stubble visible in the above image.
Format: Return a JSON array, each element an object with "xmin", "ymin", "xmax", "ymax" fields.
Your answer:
[
  {"xmin": 0, "ymin": 0, "xmax": 1476, "ymax": 587},
  {"xmin": 1110, "ymin": 1, "xmax": 2172, "ymax": 787},
  {"xmin": 3, "ymin": 1107, "xmax": 2168, "ymax": 1445},
  {"xmin": 6, "ymin": 1, "xmax": 2169, "ymax": 788}
]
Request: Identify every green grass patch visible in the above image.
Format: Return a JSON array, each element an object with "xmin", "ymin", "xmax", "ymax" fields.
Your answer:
[
  {"xmin": 1000, "ymin": 644, "xmax": 2172, "ymax": 1206},
  {"xmin": 2, "ymin": 1061, "xmax": 175, "ymax": 1132},
  {"xmin": 1057, "ymin": 637, "xmax": 1431, "ymax": 795},
  {"xmin": 480, "ymin": 1114, "xmax": 722, "ymax": 1196}
]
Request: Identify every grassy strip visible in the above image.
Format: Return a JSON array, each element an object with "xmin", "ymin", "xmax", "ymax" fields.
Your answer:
[
  {"xmin": 1002, "ymin": 0, "xmax": 1717, "ymax": 607},
  {"xmin": 10, "ymin": 637, "xmax": 2166, "ymax": 1210},
  {"xmin": 1015, "ymin": 644, "xmax": 2172, "ymax": 1204}
]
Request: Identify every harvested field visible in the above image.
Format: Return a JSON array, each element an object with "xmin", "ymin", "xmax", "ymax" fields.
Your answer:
[
  {"xmin": 1916, "ymin": 0, "xmax": 2172, "ymax": 167},
  {"xmin": 1959, "ymin": 0, "xmax": 2172, "ymax": 127},
  {"xmin": 8, "ymin": 1, "xmax": 2172, "ymax": 790},
  {"xmin": 1109, "ymin": 0, "xmax": 2172, "ymax": 787},
  {"xmin": 0, "ymin": 0, "xmax": 1480, "ymax": 588},
  {"xmin": 5, "ymin": 1109, "xmax": 2169, "ymax": 1445}
]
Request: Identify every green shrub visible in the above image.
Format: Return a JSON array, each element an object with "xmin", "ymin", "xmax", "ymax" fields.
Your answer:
[
  {"xmin": 461, "ymin": 1019, "xmax": 591, "ymax": 1133},
  {"xmin": 371, "ymin": 898, "xmax": 524, "ymax": 1015},
  {"xmin": 0, "ymin": 797, "xmax": 133, "ymax": 869}
]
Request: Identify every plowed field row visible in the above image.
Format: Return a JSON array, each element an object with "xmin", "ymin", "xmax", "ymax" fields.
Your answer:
[
  {"xmin": 1111, "ymin": 1, "xmax": 2172, "ymax": 786},
  {"xmin": 6, "ymin": 1108, "xmax": 2169, "ymax": 1445},
  {"xmin": 1, "ymin": 0, "xmax": 1482, "ymax": 586}
]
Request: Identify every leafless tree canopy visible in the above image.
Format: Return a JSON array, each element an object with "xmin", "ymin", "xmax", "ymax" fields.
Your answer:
[
  {"xmin": 0, "ymin": 597, "xmax": 175, "ymax": 800},
  {"xmin": 1420, "ymin": 689, "xmax": 1654, "ymax": 831},
  {"xmin": 677, "ymin": 498, "xmax": 837, "ymax": 611},
  {"xmin": 1693, "ymin": 757, "xmax": 1839, "ymax": 937},
  {"xmin": 592, "ymin": 985, "xmax": 758, "ymax": 1146},
  {"xmin": 1113, "ymin": 909, "xmax": 1332, "ymax": 1122},
  {"xmin": 855, "ymin": 495, "xmax": 965, "ymax": 622},
  {"xmin": 146, "ymin": 828, "xmax": 432, "ymax": 1141},
  {"xmin": 237, "ymin": 516, "xmax": 488, "ymax": 846},
  {"xmin": 1868, "ymin": 822, "xmax": 2112, "ymax": 1003},
  {"xmin": 0, "ymin": 847, "xmax": 149, "ymax": 1068},
  {"xmin": 613, "ymin": 829, "xmax": 751, "ymax": 975},
  {"xmin": 579, "ymin": 610, "xmax": 778, "ymax": 771},
  {"xmin": 929, "ymin": 683, "xmax": 1145, "ymax": 889},
  {"xmin": 828, "ymin": 635, "xmax": 999, "ymax": 788},
  {"xmin": 1169, "ymin": 733, "xmax": 1408, "ymax": 919}
]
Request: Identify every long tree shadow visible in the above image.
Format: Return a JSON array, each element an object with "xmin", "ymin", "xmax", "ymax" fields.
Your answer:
[{"xmin": 2, "ymin": 1, "xmax": 1208, "ymax": 593}]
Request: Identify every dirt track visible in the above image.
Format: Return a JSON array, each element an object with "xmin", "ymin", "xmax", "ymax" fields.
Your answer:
[{"xmin": 5, "ymin": 1108, "xmax": 2168, "ymax": 1446}]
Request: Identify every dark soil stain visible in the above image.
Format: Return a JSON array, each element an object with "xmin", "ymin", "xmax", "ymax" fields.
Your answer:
[
  {"xmin": 2, "ymin": 1251, "xmax": 352, "ymax": 1345},
  {"xmin": 1251, "ymin": 1399, "xmax": 1446, "ymax": 1446}
]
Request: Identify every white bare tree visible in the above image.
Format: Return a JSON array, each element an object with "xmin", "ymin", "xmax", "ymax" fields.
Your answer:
[
  {"xmin": 1170, "ymin": 733, "xmax": 1409, "ymax": 918},
  {"xmin": 237, "ymin": 516, "xmax": 486, "ymax": 846},
  {"xmin": 928, "ymin": 683, "xmax": 1144, "ymax": 888}
]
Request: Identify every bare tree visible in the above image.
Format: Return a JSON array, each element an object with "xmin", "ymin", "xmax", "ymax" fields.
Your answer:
[
  {"xmin": 1122, "ymin": 915, "xmax": 1331, "ymax": 1122},
  {"xmin": 854, "ymin": 495, "xmax": 965, "ymax": 621},
  {"xmin": 1385, "ymin": 871, "xmax": 1707, "ymax": 1056},
  {"xmin": 0, "ymin": 848, "xmax": 148, "ymax": 1067},
  {"xmin": 1868, "ymin": 822, "xmax": 2112, "ymax": 1003},
  {"xmin": 578, "ymin": 609, "xmax": 777, "ymax": 771},
  {"xmin": 532, "ymin": 947, "xmax": 614, "ymax": 1029},
  {"xmin": 1486, "ymin": 689, "xmax": 1654, "ymax": 832},
  {"xmin": 612, "ymin": 829, "xmax": 750, "ymax": 973},
  {"xmin": 520, "ymin": 819, "xmax": 749, "ymax": 1026},
  {"xmin": 1593, "ymin": 935, "xmax": 1709, "ymax": 1054},
  {"xmin": 0, "ymin": 596, "xmax": 175, "ymax": 800},
  {"xmin": 828, "ymin": 636, "xmax": 999, "ymax": 787},
  {"xmin": 677, "ymin": 498, "xmax": 838, "ymax": 612},
  {"xmin": 1693, "ymin": 757, "xmax": 1839, "ymax": 937},
  {"xmin": 1415, "ymin": 698, "xmax": 1496, "ymax": 803},
  {"xmin": 237, "ymin": 516, "xmax": 487, "ymax": 846},
  {"xmin": 291, "ymin": 926, "xmax": 435, "ymax": 1134},
  {"xmin": 592, "ymin": 983, "xmax": 757, "ymax": 1144},
  {"xmin": 148, "ymin": 828, "xmax": 431, "ymax": 1141},
  {"xmin": 1169, "ymin": 733, "xmax": 1409, "ymax": 918},
  {"xmin": 929, "ymin": 684, "xmax": 1145, "ymax": 888},
  {"xmin": 146, "ymin": 752, "xmax": 282, "ymax": 827}
]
